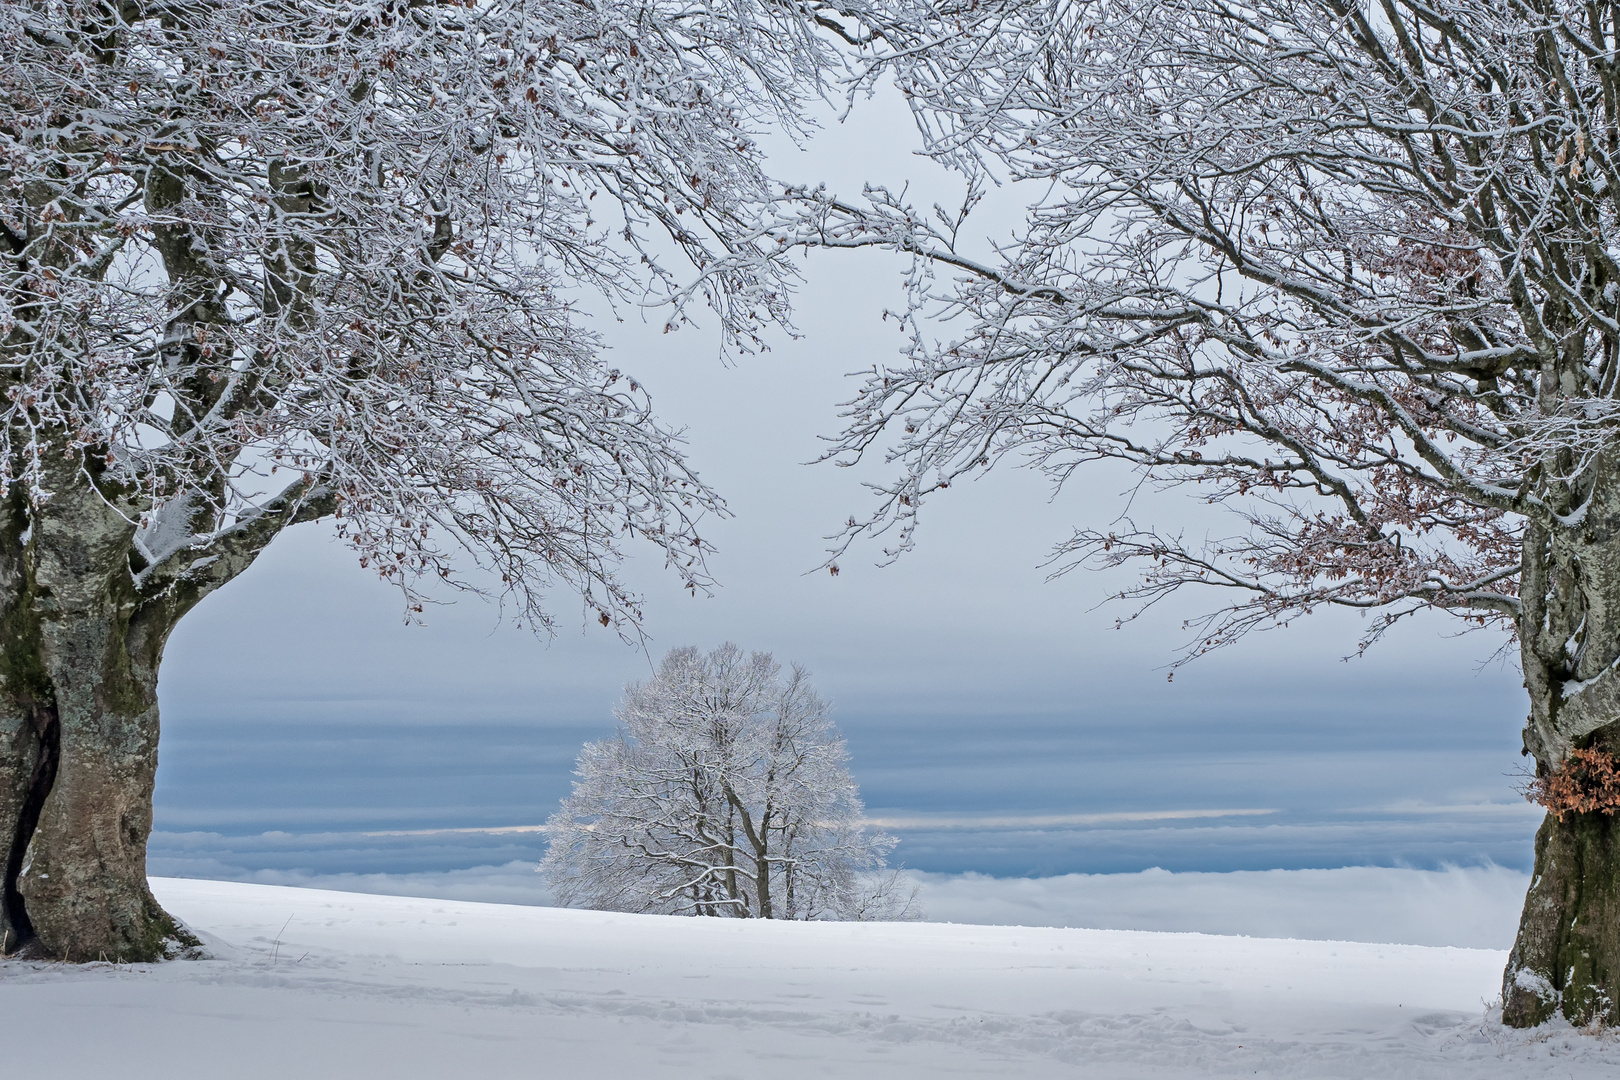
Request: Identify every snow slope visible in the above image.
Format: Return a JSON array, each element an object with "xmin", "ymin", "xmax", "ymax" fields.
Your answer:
[{"xmin": 1, "ymin": 878, "xmax": 1615, "ymax": 1079}]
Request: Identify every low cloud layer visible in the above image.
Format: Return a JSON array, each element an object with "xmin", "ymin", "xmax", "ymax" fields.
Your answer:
[{"xmin": 906, "ymin": 864, "xmax": 1530, "ymax": 950}]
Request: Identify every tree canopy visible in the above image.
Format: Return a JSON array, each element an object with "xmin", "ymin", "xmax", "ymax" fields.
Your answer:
[
  {"xmin": 775, "ymin": 0, "xmax": 1620, "ymax": 1026},
  {"xmin": 1, "ymin": 0, "xmax": 857, "ymax": 631},
  {"xmin": 542, "ymin": 644, "xmax": 915, "ymax": 921}
]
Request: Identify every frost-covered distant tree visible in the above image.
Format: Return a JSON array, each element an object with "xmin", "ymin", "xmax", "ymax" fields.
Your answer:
[
  {"xmin": 541, "ymin": 644, "xmax": 916, "ymax": 920},
  {"xmin": 778, "ymin": 0, "xmax": 1620, "ymax": 1026},
  {"xmin": 0, "ymin": 0, "xmax": 861, "ymax": 962}
]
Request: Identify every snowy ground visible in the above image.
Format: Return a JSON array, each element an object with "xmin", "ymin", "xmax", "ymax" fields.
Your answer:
[
  {"xmin": 3, "ymin": 879, "xmax": 1616, "ymax": 1079},
  {"xmin": 146, "ymin": 858, "xmax": 1535, "ymax": 949}
]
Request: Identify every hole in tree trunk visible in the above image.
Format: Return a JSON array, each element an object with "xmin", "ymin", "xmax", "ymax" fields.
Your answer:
[{"xmin": 3, "ymin": 702, "xmax": 59, "ymax": 953}]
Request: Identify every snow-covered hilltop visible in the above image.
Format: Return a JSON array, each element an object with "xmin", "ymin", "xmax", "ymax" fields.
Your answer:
[{"xmin": 2, "ymin": 879, "xmax": 1614, "ymax": 1078}]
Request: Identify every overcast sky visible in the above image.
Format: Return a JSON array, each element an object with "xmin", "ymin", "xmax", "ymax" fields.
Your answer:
[{"xmin": 149, "ymin": 85, "xmax": 1536, "ymax": 889}]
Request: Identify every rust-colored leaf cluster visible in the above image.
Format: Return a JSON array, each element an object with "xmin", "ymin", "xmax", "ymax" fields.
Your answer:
[{"xmin": 1527, "ymin": 747, "xmax": 1620, "ymax": 819}]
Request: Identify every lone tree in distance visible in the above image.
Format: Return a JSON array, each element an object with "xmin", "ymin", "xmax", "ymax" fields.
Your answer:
[
  {"xmin": 782, "ymin": 0, "xmax": 1620, "ymax": 1025},
  {"xmin": 541, "ymin": 644, "xmax": 916, "ymax": 920},
  {"xmin": 0, "ymin": 0, "xmax": 854, "ymax": 961}
]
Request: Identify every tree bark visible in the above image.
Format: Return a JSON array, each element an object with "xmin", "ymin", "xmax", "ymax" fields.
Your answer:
[
  {"xmin": 1507, "ymin": 471, "xmax": 1620, "ymax": 1027},
  {"xmin": 0, "ymin": 413, "xmax": 335, "ymax": 958},
  {"xmin": 8, "ymin": 611, "xmax": 198, "ymax": 962},
  {"xmin": 0, "ymin": 470, "xmax": 198, "ymax": 961},
  {"xmin": 1503, "ymin": 803, "xmax": 1620, "ymax": 1027}
]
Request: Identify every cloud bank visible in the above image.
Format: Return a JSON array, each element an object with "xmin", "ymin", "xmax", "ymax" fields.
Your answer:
[{"xmin": 905, "ymin": 864, "xmax": 1530, "ymax": 950}]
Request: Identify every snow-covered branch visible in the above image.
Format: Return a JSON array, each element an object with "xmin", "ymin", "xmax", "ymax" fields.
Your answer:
[
  {"xmin": 0, "ymin": 0, "xmax": 862, "ymax": 632},
  {"xmin": 774, "ymin": 0, "xmax": 1620, "ymax": 696}
]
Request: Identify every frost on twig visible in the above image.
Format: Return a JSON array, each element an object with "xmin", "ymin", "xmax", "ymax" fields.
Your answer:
[
  {"xmin": 771, "ymin": 0, "xmax": 1620, "ymax": 693},
  {"xmin": 0, "ymin": 0, "xmax": 867, "ymax": 630}
]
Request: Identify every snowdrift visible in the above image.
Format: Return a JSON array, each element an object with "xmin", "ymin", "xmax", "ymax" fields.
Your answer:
[{"xmin": 0, "ymin": 877, "xmax": 1615, "ymax": 1078}]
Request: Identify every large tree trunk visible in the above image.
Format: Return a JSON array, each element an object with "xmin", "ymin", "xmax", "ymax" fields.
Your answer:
[
  {"xmin": 0, "ymin": 477, "xmax": 197, "ymax": 961},
  {"xmin": 9, "ymin": 613, "xmax": 197, "ymax": 961},
  {"xmin": 1506, "ymin": 494, "xmax": 1620, "ymax": 1027},
  {"xmin": 1502, "ymin": 802, "xmax": 1620, "ymax": 1027}
]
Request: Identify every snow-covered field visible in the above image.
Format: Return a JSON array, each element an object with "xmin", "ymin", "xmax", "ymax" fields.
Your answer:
[
  {"xmin": 154, "ymin": 860, "xmax": 1536, "ymax": 948},
  {"xmin": 3, "ymin": 878, "xmax": 1616, "ymax": 1079}
]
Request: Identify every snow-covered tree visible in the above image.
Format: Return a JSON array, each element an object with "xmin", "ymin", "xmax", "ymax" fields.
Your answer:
[
  {"xmin": 778, "ymin": 0, "xmax": 1620, "ymax": 1026},
  {"xmin": 0, "ymin": 0, "xmax": 857, "ymax": 962},
  {"xmin": 541, "ymin": 644, "xmax": 917, "ymax": 920}
]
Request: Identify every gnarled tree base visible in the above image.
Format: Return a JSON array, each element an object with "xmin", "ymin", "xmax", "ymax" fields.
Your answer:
[
  {"xmin": 2, "ymin": 887, "xmax": 200, "ymax": 963},
  {"xmin": 1503, "ymin": 809, "xmax": 1620, "ymax": 1027},
  {"xmin": 0, "ymin": 700, "xmax": 201, "ymax": 962},
  {"xmin": 0, "ymin": 585, "xmax": 201, "ymax": 962}
]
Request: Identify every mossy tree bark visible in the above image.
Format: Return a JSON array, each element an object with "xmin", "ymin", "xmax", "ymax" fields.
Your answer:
[
  {"xmin": 0, "ymin": 461, "xmax": 183, "ymax": 959},
  {"xmin": 1506, "ymin": 478, "xmax": 1620, "ymax": 1027},
  {"xmin": 0, "ymin": 454, "xmax": 329, "ymax": 961},
  {"xmin": 1503, "ymin": 801, "xmax": 1620, "ymax": 1027}
]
